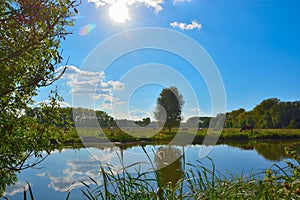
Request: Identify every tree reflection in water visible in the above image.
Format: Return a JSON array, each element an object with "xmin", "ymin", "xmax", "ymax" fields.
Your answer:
[
  {"xmin": 0, "ymin": 129, "xmax": 63, "ymax": 196},
  {"xmin": 154, "ymin": 146, "xmax": 184, "ymax": 198},
  {"xmin": 222, "ymin": 140, "xmax": 300, "ymax": 161},
  {"xmin": 2, "ymin": 140, "xmax": 300, "ymax": 197}
]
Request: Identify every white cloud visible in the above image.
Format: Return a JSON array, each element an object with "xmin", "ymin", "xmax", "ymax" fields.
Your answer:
[
  {"xmin": 57, "ymin": 65, "xmax": 125, "ymax": 108},
  {"xmin": 189, "ymin": 107, "xmax": 202, "ymax": 113},
  {"xmin": 58, "ymin": 65, "xmax": 105, "ymax": 80},
  {"xmin": 4, "ymin": 182, "xmax": 28, "ymax": 197},
  {"xmin": 87, "ymin": 0, "xmax": 164, "ymax": 12},
  {"xmin": 130, "ymin": 109, "xmax": 150, "ymax": 118},
  {"xmin": 173, "ymin": 0, "xmax": 191, "ymax": 5},
  {"xmin": 170, "ymin": 20, "xmax": 202, "ymax": 30},
  {"xmin": 101, "ymin": 96, "xmax": 126, "ymax": 110},
  {"xmin": 87, "ymin": 0, "xmax": 106, "ymax": 7},
  {"xmin": 36, "ymin": 172, "xmax": 47, "ymax": 177},
  {"xmin": 44, "ymin": 151, "xmax": 120, "ymax": 193},
  {"xmin": 108, "ymin": 80, "xmax": 125, "ymax": 90},
  {"xmin": 47, "ymin": 159, "xmax": 102, "ymax": 192},
  {"xmin": 183, "ymin": 107, "xmax": 211, "ymax": 121},
  {"xmin": 57, "ymin": 66, "xmax": 106, "ymax": 95},
  {"xmin": 38, "ymin": 100, "xmax": 70, "ymax": 107}
]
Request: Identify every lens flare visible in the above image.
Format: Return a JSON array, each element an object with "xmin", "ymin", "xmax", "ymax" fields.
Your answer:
[{"xmin": 79, "ymin": 24, "xmax": 96, "ymax": 36}]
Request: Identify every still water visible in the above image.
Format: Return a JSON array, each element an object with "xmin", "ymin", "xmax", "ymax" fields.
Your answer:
[{"xmin": 4, "ymin": 140, "xmax": 300, "ymax": 199}]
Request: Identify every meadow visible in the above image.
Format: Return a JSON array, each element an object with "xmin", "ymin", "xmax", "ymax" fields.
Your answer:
[{"xmin": 60, "ymin": 127, "xmax": 300, "ymax": 145}]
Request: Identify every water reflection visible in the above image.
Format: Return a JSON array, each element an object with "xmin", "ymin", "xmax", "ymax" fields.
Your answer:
[
  {"xmin": 2, "ymin": 140, "xmax": 300, "ymax": 199},
  {"xmin": 154, "ymin": 146, "xmax": 183, "ymax": 187},
  {"xmin": 3, "ymin": 182, "xmax": 28, "ymax": 197},
  {"xmin": 222, "ymin": 140, "xmax": 300, "ymax": 161},
  {"xmin": 154, "ymin": 146, "xmax": 184, "ymax": 199},
  {"xmin": 47, "ymin": 159, "xmax": 101, "ymax": 192}
]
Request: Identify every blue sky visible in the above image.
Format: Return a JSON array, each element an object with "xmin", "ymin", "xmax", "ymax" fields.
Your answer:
[{"xmin": 37, "ymin": 0, "xmax": 300, "ymax": 121}]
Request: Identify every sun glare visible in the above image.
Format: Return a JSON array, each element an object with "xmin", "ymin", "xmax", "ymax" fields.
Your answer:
[{"xmin": 109, "ymin": 3, "xmax": 130, "ymax": 23}]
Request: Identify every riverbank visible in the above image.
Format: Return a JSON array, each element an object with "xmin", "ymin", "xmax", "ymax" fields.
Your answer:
[
  {"xmin": 58, "ymin": 128, "xmax": 300, "ymax": 146},
  {"xmin": 57, "ymin": 137, "xmax": 300, "ymax": 162}
]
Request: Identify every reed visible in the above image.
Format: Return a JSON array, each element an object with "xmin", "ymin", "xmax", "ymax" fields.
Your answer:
[{"xmin": 79, "ymin": 147, "xmax": 300, "ymax": 200}]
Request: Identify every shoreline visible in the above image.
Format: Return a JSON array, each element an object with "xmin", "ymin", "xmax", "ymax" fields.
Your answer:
[{"xmin": 59, "ymin": 136, "xmax": 300, "ymax": 148}]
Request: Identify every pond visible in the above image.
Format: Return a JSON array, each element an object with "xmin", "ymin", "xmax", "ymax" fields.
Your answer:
[{"xmin": 3, "ymin": 140, "xmax": 300, "ymax": 199}]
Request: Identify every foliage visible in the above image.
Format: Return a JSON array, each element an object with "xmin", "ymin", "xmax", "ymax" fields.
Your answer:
[
  {"xmin": 188, "ymin": 98, "xmax": 300, "ymax": 129},
  {"xmin": 0, "ymin": 89, "xmax": 72, "ymax": 196},
  {"xmin": 186, "ymin": 116, "xmax": 210, "ymax": 128},
  {"xmin": 229, "ymin": 98, "xmax": 300, "ymax": 129},
  {"xmin": 43, "ymin": 127, "xmax": 300, "ymax": 147},
  {"xmin": 0, "ymin": 0, "xmax": 79, "ymax": 110},
  {"xmin": 0, "ymin": 0, "xmax": 79, "ymax": 196},
  {"xmin": 60, "ymin": 107, "xmax": 118, "ymax": 128},
  {"xmin": 154, "ymin": 87, "xmax": 184, "ymax": 133},
  {"xmin": 135, "ymin": 117, "xmax": 151, "ymax": 127}
]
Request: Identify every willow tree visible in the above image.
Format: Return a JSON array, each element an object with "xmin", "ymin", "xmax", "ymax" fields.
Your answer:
[
  {"xmin": 154, "ymin": 87, "xmax": 184, "ymax": 133},
  {"xmin": 0, "ymin": 0, "xmax": 79, "ymax": 194}
]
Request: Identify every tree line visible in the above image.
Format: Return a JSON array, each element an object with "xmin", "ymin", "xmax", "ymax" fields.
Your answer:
[
  {"xmin": 187, "ymin": 98, "xmax": 300, "ymax": 129},
  {"xmin": 26, "ymin": 98, "xmax": 300, "ymax": 130},
  {"xmin": 26, "ymin": 107, "xmax": 154, "ymax": 128}
]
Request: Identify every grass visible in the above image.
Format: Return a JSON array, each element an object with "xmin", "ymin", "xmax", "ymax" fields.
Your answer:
[
  {"xmin": 220, "ymin": 128, "xmax": 300, "ymax": 140},
  {"xmin": 78, "ymin": 147, "xmax": 300, "ymax": 200},
  {"xmin": 58, "ymin": 128, "xmax": 300, "ymax": 146}
]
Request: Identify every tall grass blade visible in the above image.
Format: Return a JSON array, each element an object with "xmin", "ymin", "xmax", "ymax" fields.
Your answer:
[
  {"xmin": 23, "ymin": 189, "xmax": 27, "ymax": 200},
  {"xmin": 81, "ymin": 190, "xmax": 93, "ymax": 200},
  {"xmin": 100, "ymin": 166, "xmax": 109, "ymax": 200},
  {"xmin": 26, "ymin": 182, "xmax": 34, "ymax": 200},
  {"xmin": 65, "ymin": 192, "xmax": 70, "ymax": 200},
  {"xmin": 89, "ymin": 177, "xmax": 98, "ymax": 186},
  {"xmin": 80, "ymin": 180, "xmax": 91, "ymax": 189}
]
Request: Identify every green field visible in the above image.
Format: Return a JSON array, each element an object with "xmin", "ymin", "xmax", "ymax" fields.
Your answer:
[{"xmin": 59, "ymin": 128, "xmax": 300, "ymax": 145}]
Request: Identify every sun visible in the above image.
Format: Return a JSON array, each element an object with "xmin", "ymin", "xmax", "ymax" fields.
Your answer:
[{"xmin": 109, "ymin": 2, "xmax": 130, "ymax": 23}]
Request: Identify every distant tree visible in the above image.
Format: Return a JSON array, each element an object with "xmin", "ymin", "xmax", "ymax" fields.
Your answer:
[
  {"xmin": 288, "ymin": 119, "xmax": 297, "ymax": 129},
  {"xmin": 224, "ymin": 98, "xmax": 300, "ymax": 129},
  {"xmin": 154, "ymin": 87, "xmax": 184, "ymax": 133},
  {"xmin": 115, "ymin": 119, "xmax": 136, "ymax": 127},
  {"xmin": 186, "ymin": 117, "xmax": 211, "ymax": 128},
  {"xmin": 96, "ymin": 110, "xmax": 111, "ymax": 127},
  {"xmin": 143, "ymin": 117, "xmax": 151, "ymax": 126},
  {"xmin": 252, "ymin": 98, "xmax": 280, "ymax": 115},
  {"xmin": 237, "ymin": 112, "xmax": 248, "ymax": 127},
  {"xmin": 200, "ymin": 117, "xmax": 211, "ymax": 128},
  {"xmin": 215, "ymin": 113, "xmax": 226, "ymax": 128},
  {"xmin": 252, "ymin": 98, "xmax": 280, "ymax": 128},
  {"xmin": 270, "ymin": 101, "xmax": 300, "ymax": 128},
  {"xmin": 187, "ymin": 117, "xmax": 201, "ymax": 128},
  {"xmin": 108, "ymin": 116, "xmax": 116, "ymax": 128},
  {"xmin": 259, "ymin": 112, "xmax": 273, "ymax": 128},
  {"xmin": 225, "ymin": 108, "xmax": 245, "ymax": 128},
  {"xmin": 135, "ymin": 117, "xmax": 151, "ymax": 127},
  {"xmin": 245, "ymin": 112, "xmax": 257, "ymax": 126}
]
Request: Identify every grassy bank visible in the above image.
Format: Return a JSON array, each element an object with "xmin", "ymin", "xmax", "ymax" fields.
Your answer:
[{"xmin": 58, "ymin": 128, "xmax": 300, "ymax": 145}]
